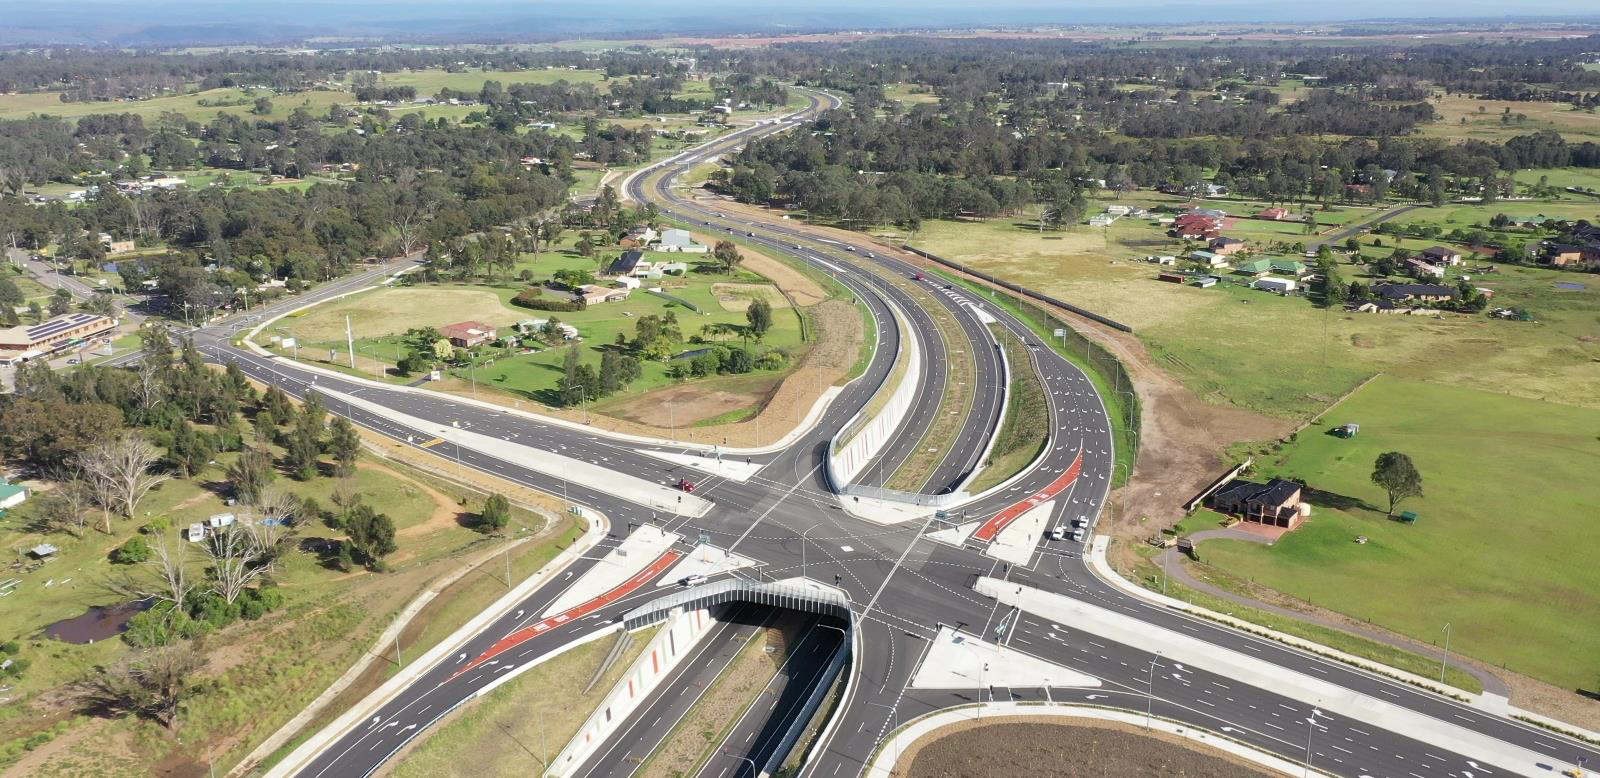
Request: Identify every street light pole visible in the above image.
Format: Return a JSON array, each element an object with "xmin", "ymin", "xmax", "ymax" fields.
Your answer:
[
  {"xmin": 801, "ymin": 523, "xmax": 819, "ymax": 580},
  {"xmin": 1145, "ymin": 653, "xmax": 1161, "ymax": 729},
  {"xmin": 1439, "ymin": 622, "xmax": 1451, "ymax": 685},
  {"xmin": 1304, "ymin": 708, "xmax": 1325, "ymax": 777}
]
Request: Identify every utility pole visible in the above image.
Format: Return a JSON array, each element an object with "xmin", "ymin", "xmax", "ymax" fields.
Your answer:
[{"xmin": 1439, "ymin": 622, "xmax": 1451, "ymax": 684}]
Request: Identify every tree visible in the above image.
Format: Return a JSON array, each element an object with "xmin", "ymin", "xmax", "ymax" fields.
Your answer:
[
  {"xmin": 110, "ymin": 536, "xmax": 151, "ymax": 565},
  {"xmin": 33, "ymin": 475, "xmax": 95, "ymax": 537},
  {"xmin": 251, "ymin": 96, "xmax": 273, "ymax": 115},
  {"xmin": 479, "ymin": 493, "xmax": 511, "ymax": 533},
  {"xmin": 226, "ymin": 446, "xmax": 276, "ymax": 505},
  {"xmin": 343, "ymin": 504, "xmax": 397, "ymax": 569},
  {"xmin": 327, "ymin": 416, "xmax": 361, "ymax": 478},
  {"xmin": 745, "ymin": 296, "xmax": 773, "ymax": 341},
  {"xmin": 202, "ymin": 528, "xmax": 268, "ymax": 604},
  {"xmin": 712, "ymin": 240, "xmax": 743, "ymax": 273},
  {"xmin": 82, "ymin": 644, "xmax": 205, "ymax": 730},
  {"xmin": 48, "ymin": 287, "xmax": 72, "ymax": 316},
  {"xmin": 1371, "ymin": 451, "xmax": 1424, "ymax": 516},
  {"xmin": 79, "ymin": 433, "xmax": 169, "ymax": 531}
]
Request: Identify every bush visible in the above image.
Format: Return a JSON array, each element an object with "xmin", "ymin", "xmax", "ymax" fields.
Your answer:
[
  {"xmin": 109, "ymin": 536, "xmax": 151, "ymax": 565},
  {"xmin": 140, "ymin": 516, "xmax": 172, "ymax": 535},
  {"xmin": 0, "ymin": 641, "xmax": 18, "ymax": 655}
]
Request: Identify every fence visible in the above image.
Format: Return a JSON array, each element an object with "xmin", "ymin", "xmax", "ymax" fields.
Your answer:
[{"xmin": 622, "ymin": 579, "xmax": 853, "ymax": 630}]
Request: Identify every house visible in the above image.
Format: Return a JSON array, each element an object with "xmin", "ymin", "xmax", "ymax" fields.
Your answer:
[
  {"xmin": 1232, "ymin": 259, "xmax": 1272, "ymax": 276},
  {"xmin": 1209, "ymin": 477, "xmax": 1307, "ymax": 529},
  {"xmin": 1419, "ymin": 246, "xmax": 1462, "ymax": 266},
  {"xmin": 1209, "ymin": 236, "xmax": 1247, "ymax": 255},
  {"xmin": 0, "ymin": 312, "xmax": 116, "ymax": 362},
  {"xmin": 605, "ymin": 250, "xmax": 645, "ymax": 277},
  {"xmin": 619, "ymin": 226, "xmax": 659, "ymax": 248},
  {"xmin": 0, "ymin": 481, "xmax": 26, "ymax": 511},
  {"xmin": 439, "ymin": 321, "xmax": 497, "ymax": 348},
  {"xmin": 1544, "ymin": 243, "xmax": 1600, "ymax": 267},
  {"xmin": 1173, "ymin": 211, "xmax": 1224, "ymax": 239},
  {"xmin": 578, "ymin": 285, "xmax": 630, "ymax": 305},
  {"xmin": 654, "ymin": 229, "xmax": 708, "ymax": 254},
  {"xmin": 1354, "ymin": 299, "xmax": 1433, "ymax": 315},
  {"xmin": 1204, "ymin": 183, "xmax": 1228, "ymax": 197},
  {"xmin": 1374, "ymin": 282, "xmax": 1456, "ymax": 303},
  {"xmin": 1189, "ymin": 250, "xmax": 1227, "ymax": 267},
  {"xmin": 1254, "ymin": 276, "xmax": 1297, "ymax": 293},
  {"xmin": 1257, "ymin": 207, "xmax": 1291, "ymax": 221},
  {"xmin": 99, "ymin": 233, "xmax": 136, "ymax": 254},
  {"xmin": 1269, "ymin": 258, "xmax": 1307, "ymax": 277},
  {"xmin": 614, "ymin": 275, "xmax": 642, "ymax": 290},
  {"xmin": 1404, "ymin": 257, "xmax": 1446, "ymax": 279}
]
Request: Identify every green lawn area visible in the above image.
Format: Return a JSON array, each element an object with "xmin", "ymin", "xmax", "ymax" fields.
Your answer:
[
  {"xmin": 902, "ymin": 203, "xmax": 1600, "ymax": 418},
  {"xmin": 374, "ymin": 67, "xmax": 609, "ymax": 94},
  {"xmin": 1197, "ymin": 375, "xmax": 1600, "ymax": 691},
  {"xmin": 1386, "ymin": 201, "xmax": 1600, "ymax": 229},
  {"xmin": 1513, "ymin": 167, "xmax": 1600, "ymax": 194},
  {"xmin": 265, "ymin": 246, "xmax": 805, "ymax": 408}
]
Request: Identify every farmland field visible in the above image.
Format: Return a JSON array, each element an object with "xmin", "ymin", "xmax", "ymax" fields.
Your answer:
[
  {"xmin": 1419, "ymin": 93, "xmax": 1600, "ymax": 144},
  {"xmin": 1194, "ymin": 375, "xmax": 1600, "ymax": 691},
  {"xmin": 898, "ymin": 206, "xmax": 1600, "ymax": 418}
]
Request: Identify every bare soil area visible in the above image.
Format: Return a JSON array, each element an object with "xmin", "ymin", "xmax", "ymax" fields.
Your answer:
[
  {"xmin": 711, "ymin": 282, "xmax": 791, "ymax": 312},
  {"xmin": 902, "ymin": 717, "xmax": 1273, "ymax": 778}
]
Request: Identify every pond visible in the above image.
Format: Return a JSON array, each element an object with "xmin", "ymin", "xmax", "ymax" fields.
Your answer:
[
  {"xmin": 44, "ymin": 598, "xmax": 153, "ymax": 644},
  {"xmin": 1553, "ymin": 282, "xmax": 1586, "ymax": 290}
]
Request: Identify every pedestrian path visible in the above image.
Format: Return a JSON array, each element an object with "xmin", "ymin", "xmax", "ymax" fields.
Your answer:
[
  {"xmin": 657, "ymin": 544, "xmax": 755, "ymax": 586},
  {"xmin": 635, "ymin": 448, "xmax": 765, "ymax": 482},
  {"xmin": 984, "ymin": 499, "xmax": 1053, "ymax": 566}
]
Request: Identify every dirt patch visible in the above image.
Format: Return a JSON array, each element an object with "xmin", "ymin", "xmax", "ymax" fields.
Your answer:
[
  {"xmin": 711, "ymin": 282, "xmax": 790, "ymax": 312},
  {"xmin": 606, "ymin": 381, "xmax": 773, "ymax": 427},
  {"xmin": 735, "ymin": 248, "xmax": 828, "ymax": 307},
  {"xmin": 901, "ymin": 717, "xmax": 1273, "ymax": 778}
]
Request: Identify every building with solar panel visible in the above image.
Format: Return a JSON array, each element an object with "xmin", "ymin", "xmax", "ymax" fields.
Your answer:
[{"xmin": 0, "ymin": 313, "xmax": 116, "ymax": 364}]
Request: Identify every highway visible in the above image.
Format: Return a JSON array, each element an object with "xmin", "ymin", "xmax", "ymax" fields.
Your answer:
[{"xmin": 106, "ymin": 89, "xmax": 1597, "ymax": 778}]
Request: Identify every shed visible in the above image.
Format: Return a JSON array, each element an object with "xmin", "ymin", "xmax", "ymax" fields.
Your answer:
[
  {"xmin": 0, "ymin": 482, "xmax": 26, "ymax": 511},
  {"xmin": 1193, "ymin": 276, "xmax": 1219, "ymax": 288},
  {"xmin": 1254, "ymin": 276, "xmax": 1296, "ymax": 293},
  {"xmin": 28, "ymin": 543, "xmax": 58, "ymax": 560},
  {"xmin": 1332, "ymin": 423, "xmax": 1359, "ymax": 438},
  {"xmin": 1397, "ymin": 511, "xmax": 1419, "ymax": 524},
  {"xmin": 1157, "ymin": 273, "xmax": 1186, "ymax": 284}
]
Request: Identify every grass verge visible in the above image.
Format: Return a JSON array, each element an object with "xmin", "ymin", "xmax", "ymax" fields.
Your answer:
[
  {"xmin": 966, "ymin": 324, "xmax": 1048, "ymax": 494},
  {"xmin": 637, "ymin": 620, "xmax": 786, "ymax": 777}
]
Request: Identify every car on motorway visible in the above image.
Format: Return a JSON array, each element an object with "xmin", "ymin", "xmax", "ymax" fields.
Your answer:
[
  {"xmin": 912, "ymin": 273, "xmax": 925, "ymax": 281},
  {"xmin": 866, "ymin": 252, "xmax": 875, "ymax": 258},
  {"xmin": 679, "ymin": 574, "xmax": 708, "ymax": 587},
  {"xmin": 845, "ymin": 246, "xmax": 855, "ymax": 252},
  {"xmin": 676, "ymin": 478, "xmax": 696, "ymax": 493}
]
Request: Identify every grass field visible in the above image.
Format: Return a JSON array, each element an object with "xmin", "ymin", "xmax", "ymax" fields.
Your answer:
[
  {"xmin": 1196, "ymin": 375, "xmax": 1600, "ymax": 691},
  {"xmin": 1420, "ymin": 93, "xmax": 1600, "ymax": 144},
  {"xmin": 902, "ymin": 205, "xmax": 1600, "ymax": 418},
  {"xmin": 267, "ymin": 245, "xmax": 805, "ymax": 411}
]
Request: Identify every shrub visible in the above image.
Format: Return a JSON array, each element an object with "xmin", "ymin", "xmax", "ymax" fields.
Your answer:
[
  {"xmin": 512, "ymin": 287, "xmax": 584, "ymax": 312},
  {"xmin": 109, "ymin": 536, "xmax": 151, "ymax": 565}
]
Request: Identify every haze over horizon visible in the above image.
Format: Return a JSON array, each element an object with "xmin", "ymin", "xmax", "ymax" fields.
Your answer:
[{"xmin": 0, "ymin": 0, "xmax": 1597, "ymax": 47}]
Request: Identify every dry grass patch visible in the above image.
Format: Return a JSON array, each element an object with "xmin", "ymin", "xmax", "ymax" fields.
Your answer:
[
  {"xmin": 277, "ymin": 287, "xmax": 524, "ymax": 343},
  {"xmin": 711, "ymin": 282, "xmax": 790, "ymax": 312}
]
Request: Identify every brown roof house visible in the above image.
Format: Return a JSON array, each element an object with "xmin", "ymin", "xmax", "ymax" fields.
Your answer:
[
  {"xmin": 1209, "ymin": 236, "xmax": 1247, "ymax": 255},
  {"xmin": 439, "ymin": 321, "xmax": 497, "ymax": 348},
  {"xmin": 1209, "ymin": 477, "xmax": 1308, "ymax": 529}
]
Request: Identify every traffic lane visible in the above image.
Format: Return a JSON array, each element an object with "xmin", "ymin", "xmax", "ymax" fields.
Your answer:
[
  {"xmin": 575, "ymin": 604, "xmax": 772, "ymax": 778},
  {"xmin": 1049, "ymin": 557, "xmax": 1600, "ymax": 771},
  {"xmin": 713, "ymin": 617, "xmax": 846, "ymax": 778}
]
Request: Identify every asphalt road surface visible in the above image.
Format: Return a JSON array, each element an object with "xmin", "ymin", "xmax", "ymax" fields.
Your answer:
[{"xmin": 125, "ymin": 90, "xmax": 1597, "ymax": 778}]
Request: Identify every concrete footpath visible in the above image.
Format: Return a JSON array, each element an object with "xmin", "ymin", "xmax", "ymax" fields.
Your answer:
[
  {"xmin": 910, "ymin": 626, "xmax": 1098, "ymax": 690},
  {"xmin": 260, "ymin": 509, "xmax": 611, "ymax": 778},
  {"xmin": 976, "ymin": 576, "xmax": 1564, "ymax": 776},
  {"xmin": 542, "ymin": 525, "xmax": 679, "ymax": 617},
  {"xmin": 864, "ymin": 702, "xmax": 1324, "ymax": 777}
]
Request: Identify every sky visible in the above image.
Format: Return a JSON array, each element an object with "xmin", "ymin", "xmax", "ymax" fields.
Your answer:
[{"xmin": 0, "ymin": 1, "xmax": 1596, "ymax": 46}]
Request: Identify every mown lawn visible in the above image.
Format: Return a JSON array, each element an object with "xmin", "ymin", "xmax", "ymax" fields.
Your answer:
[{"xmin": 1198, "ymin": 375, "xmax": 1600, "ymax": 691}]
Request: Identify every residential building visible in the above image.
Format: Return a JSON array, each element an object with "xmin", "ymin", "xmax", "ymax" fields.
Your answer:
[
  {"xmin": 1254, "ymin": 276, "xmax": 1296, "ymax": 293},
  {"xmin": 1232, "ymin": 259, "xmax": 1272, "ymax": 276},
  {"xmin": 1419, "ymin": 246, "xmax": 1462, "ymax": 266},
  {"xmin": 1189, "ymin": 250, "xmax": 1227, "ymax": 267},
  {"xmin": 1269, "ymin": 258, "xmax": 1307, "ymax": 277},
  {"xmin": 1209, "ymin": 236, "xmax": 1246, "ymax": 255},
  {"xmin": 654, "ymin": 229, "xmax": 709, "ymax": 254},
  {"xmin": 439, "ymin": 321, "xmax": 497, "ymax": 348},
  {"xmin": 0, "ymin": 313, "xmax": 116, "ymax": 362},
  {"xmin": 620, "ymin": 226, "xmax": 659, "ymax": 247},
  {"xmin": 605, "ymin": 249, "xmax": 645, "ymax": 277},
  {"xmin": 579, "ymin": 285, "xmax": 631, "ymax": 305},
  {"xmin": 1209, "ymin": 477, "xmax": 1306, "ymax": 529},
  {"xmin": 1544, "ymin": 243, "xmax": 1600, "ymax": 268},
  {"xmin": 1374, "ymin": 282, "xmax": 1456, "ymax": 303},
  {"xmin": 1404, "ymin": 257, "xmax": 1446, "ymax": 279},
  {"xmin": 1257, "ymin": 207, "xmax": 1291, "ymax": 221}
]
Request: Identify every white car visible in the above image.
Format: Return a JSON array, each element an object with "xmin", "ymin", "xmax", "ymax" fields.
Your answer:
[
  {"xmin": 1071, "ymin": 528, "xmax": 1086, "ymax": 543},
  {"xmin": 1049, "ymin": 526, "xmax": 1066, "ymax": 541},
  {"xmin": 680, "ymin": 574, "xmax": 708, "ymax": 587}
]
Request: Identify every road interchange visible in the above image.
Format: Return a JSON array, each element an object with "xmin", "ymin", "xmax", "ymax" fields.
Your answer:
[{"xmin": 121, "ymin": 89, "xmax": 1598, "ymax": 777}]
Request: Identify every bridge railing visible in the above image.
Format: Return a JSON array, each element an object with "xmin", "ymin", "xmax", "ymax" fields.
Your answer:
[{"xmin": 622, "ymin": 579, "xmax": 852, "ymax": 630}]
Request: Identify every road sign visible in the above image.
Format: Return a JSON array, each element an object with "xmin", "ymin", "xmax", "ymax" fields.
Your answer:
[{"xmin": 1053, "ymin": 328, "xmax": 1066, "ymax": 337}]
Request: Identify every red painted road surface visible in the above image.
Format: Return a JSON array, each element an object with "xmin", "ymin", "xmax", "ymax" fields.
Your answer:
[
  {"xmin": 972, "ymin": 448, "xmax": 1084, "ymax": 543},
  {"xmin": 453, "ymin": 549, "xmax": 684, "ymax": 677}
]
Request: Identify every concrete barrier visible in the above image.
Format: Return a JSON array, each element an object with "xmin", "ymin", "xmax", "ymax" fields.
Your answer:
[{"xmin": 547, "ymin": 606, "xmax": 722, "ymax": 777}]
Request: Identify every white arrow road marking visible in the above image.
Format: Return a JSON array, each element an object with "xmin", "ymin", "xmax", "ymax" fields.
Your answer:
[
  {"xmin": 367, "ymin": 716, "xmax": 381, "ymax": 729},
  {"xmin": 495, "ymin": 664, "xmax": 516, "ymax": 673},
  {"xmin": 456, "ymin": 653, "xmax": 467, "ymax": 663},
  {"xmin": 401, "ymin": 724, "xmax": 417, "ymax": 732},
  {"xmin": 1084, "ymin": 694, "xmax": 1107, "ymax": 700}
]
